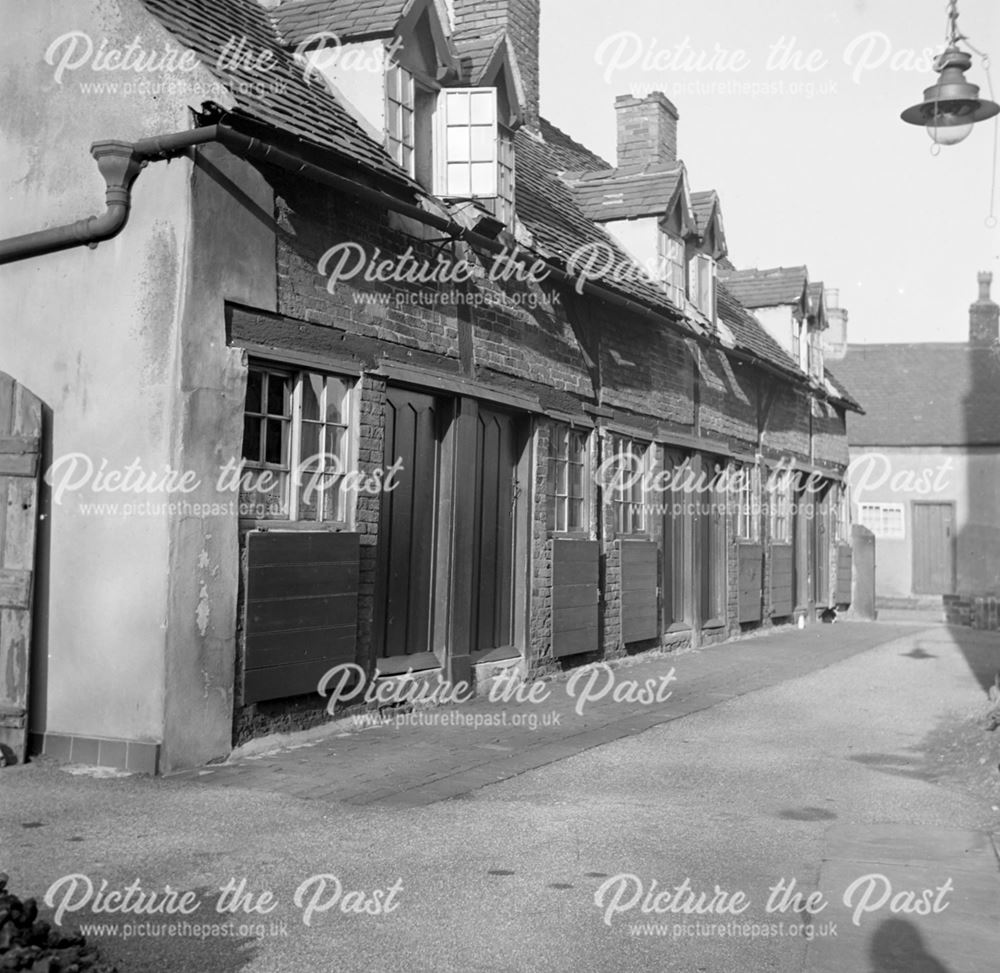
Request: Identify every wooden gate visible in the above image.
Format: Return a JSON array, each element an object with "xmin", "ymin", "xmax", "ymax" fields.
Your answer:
[
  {"xmin": 0, "ymin": 374, "xmax": 41, "ymax": 765},
  {"xmin": 374, "ymin": 387, "xmax": 440, "ymax": 667},
  {"xmin": 912, "ymin": 502, "xmax": 956, "ymax": 595}
]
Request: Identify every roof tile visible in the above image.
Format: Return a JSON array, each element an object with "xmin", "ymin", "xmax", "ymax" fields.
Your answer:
[
  {"xmin": 139, "ymin": 0, "xmax": 407, "ymax": 182},
  {"xmin": 719, "ymin": 266, "xmax": 809, "ymax": 309},
  {"xmin": 832, "ymin": 344, "xmax": 1000, "ymax": 445}
]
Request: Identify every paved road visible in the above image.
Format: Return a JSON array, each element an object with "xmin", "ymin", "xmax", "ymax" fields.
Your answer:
[{"xmin": 1, "ymin": 621, "xmax": 998, "ymax": 972}]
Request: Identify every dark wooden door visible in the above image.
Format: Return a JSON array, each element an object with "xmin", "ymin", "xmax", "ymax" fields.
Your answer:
[
  {"xmin": 0, "ymin": 374, "xmax": 42, "ymax": 765},
  {"xmin": 913, "ymin": 503, "xmax": 955, "ymax": 595},
  {"xmin": 662, "ymin": 450, "xmax": 691, "ymax": 630},
  {"xmin": 813, "ymin": 486, "xmax": 831, "ymax": 608},
  {"xmin": 794, "ymin": 485, "xmax": 813, "ymax": 612},
  {"xmin": 375, "ymin": 387, "xmax": 440, "ymax": 662},
  {"xmin": 470, "ymin": 407, "xmax": 519, "ymax": 653},
  {"xmin": 699, "ymin": 462, "xmax": 726, "ymax": 627}
]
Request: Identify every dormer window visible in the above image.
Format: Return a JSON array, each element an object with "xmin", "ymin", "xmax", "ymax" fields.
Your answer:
[
  {"xmin": 432, "ymin": 87, "xmax": 515, "ymax": 229},
  {"xmin": 435, "ymin": 87, "xmax": 499, "ymax": 197},
  {"xmin": 688, "ymin": 252, "xmax": 716, "ymax": 321},
  {"xmin": 657, "ymin": 231, "xmax": 686, "ymax": 308},
  {"xmin": 386, "ymin": 64, "xmax": 416, "ymax": 176}
]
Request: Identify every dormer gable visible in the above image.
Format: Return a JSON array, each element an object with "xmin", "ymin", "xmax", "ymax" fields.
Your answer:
[
  {"xmin": 690, "ymin": 190, "xmax": 727, "ymax": 262},
  {"xmin": 453, "ymin": 31, "xmax": 525, "ymax": 128}
]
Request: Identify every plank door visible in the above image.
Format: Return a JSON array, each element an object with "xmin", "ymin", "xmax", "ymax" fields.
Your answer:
[
  {"xmin": 813, "ymin": 487, "xmax": 832, "ymax": 608},
  {"xmin": 0, "ymin": 374, "xmax": 42, "ymax": 764},
  {"xmin": 374, "ymin": 387, "xmax": 440, "ymax": 664},
  {"xmin": 470, "ymin": 407, "xmax": 520, "ymax": 654},
  {"xmin": 912, "ymin": 502, "xmax": 956, "ymax": 595}
]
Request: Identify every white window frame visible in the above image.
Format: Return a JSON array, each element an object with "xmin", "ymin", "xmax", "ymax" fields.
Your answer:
[
  {"xmin": 835, "ymin": 485, "xmax": 852, "ymax": 544},
  {"xmin": 433, "ymin": 86, "xmax": 500, "ymax": 199},
  {"xmin": 657, "ymin": 231, "xmax": 686, "ymax": 308},
  {"xmin": 857, "ymin": 502, "xmax": 905, "ymax": 539},
  {"xmin": 769, "ymin": 470, "xmax": 793, "ymax": 544},
  {"xmin": 482, "ymin": 125, "xmax": 515, "ymax": 229},
  {"xmin": 241, "ymin": 364, "xmax": 355, "ymax": 525},
  {"xmin": 385, "ymin": 63, "xmax": 416, "ymax": 177},
  {"xmin": 688, "ymin": 252, "xmax": 716, "ymax": 321},
  {"xmin": 552, "ymin": 424, "xmax": 591, "ymax": 534},
  {"xmin": 735, "ymin": 464, "xmax": 761, "ymax": 542},
  {"xmin": 608, "ymin": 434, "xmax": 652, "ymax": 535}
]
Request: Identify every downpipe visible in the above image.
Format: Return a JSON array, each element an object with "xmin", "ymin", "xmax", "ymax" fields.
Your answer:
[{"xmin": 0, "ymin": 126, "xmax": 220, "ymax": 266}]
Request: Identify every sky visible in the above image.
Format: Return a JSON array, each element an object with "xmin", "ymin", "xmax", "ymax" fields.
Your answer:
[{"xmin": 538, "ymin": 0, "xmax": 999, "ymax": 344}]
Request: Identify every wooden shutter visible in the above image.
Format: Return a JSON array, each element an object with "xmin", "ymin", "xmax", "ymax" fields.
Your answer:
[
  {"xmin": 620, "ymin": 538, "xmax": 659, "ymax": 642},
  {"xmin": 551, "ymin": 539, "xmax": 598, "ymax": 658},
  {"xmin": 0, "ymin": 374, "xmax": 41, "ymax": 764},
  {"xmin": 242, "ymin": 531, "xmax": 359, "ymax": 704}
]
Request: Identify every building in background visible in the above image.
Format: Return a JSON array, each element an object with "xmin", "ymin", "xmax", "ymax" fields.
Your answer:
[{"xmin": 834, "ymin": 273, "xmax": 1000, "ymax": 615}]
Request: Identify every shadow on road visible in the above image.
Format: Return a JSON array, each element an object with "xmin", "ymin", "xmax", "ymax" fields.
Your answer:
[
  {"xmin": 869, "ymin": 917, "xmax": 952, "ymax": 973},
  {"xmin": 941, "ymin": 626, "xmax": 1000, "ymax": 694}
]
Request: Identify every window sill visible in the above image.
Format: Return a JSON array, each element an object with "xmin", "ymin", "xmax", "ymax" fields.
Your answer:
[{"xmin": 239, "ymin": 519, "xmax": 354, "ymax": 533}]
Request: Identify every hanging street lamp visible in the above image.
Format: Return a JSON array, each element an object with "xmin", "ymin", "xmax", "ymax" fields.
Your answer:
[{"xmin": 900, "ymin": 0, "xmax": 999, "ymax": 146}]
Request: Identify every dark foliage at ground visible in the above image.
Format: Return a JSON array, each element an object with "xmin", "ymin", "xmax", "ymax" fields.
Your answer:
[{"xmin": 0, "ymin": 873, "xmax": 117, "ymax": 972}]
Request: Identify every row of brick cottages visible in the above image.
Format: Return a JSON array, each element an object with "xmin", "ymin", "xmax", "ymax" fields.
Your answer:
[
  {"xmin": 201, "ymin": 6, "xmax": 860, "ymax": 738},
  {"xmin": 6, "ymin": 0, "xmax": 861, "ymax": 769}
]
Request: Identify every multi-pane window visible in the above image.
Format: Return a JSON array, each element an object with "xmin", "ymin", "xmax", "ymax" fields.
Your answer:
[
  {"xmin": 657, "ymin": 232, "xmax": 686, "ymax": 308},
  {"xmin": 241, "ymin": 364, "xmax": 352, "ymax": 523},
  {"xmin": 552, "ymin": 425, "xmax": 589, "ymax": 533},
  {"xmin": 435, "ymin": 87, "xmax": 499, "ymax": 198},
  {"xmin": 735, "ymin": 464, "xmax": 761, "ymax": 542},
  {"xmin": 857, "ymin": 502, "xmax": 905, "ymax": 539},
  {"xmin": 791, "ymin": 321, "xmax": 802, "ymax": 367},
  {"xmin": 835, "ymin": 485, "xmax": 852, "ymax": 543},
  {"xmin": 483, "ymin": 128, "xmax": 515, "ymax": 229},
  {"xmin": 807, "ymin": 328, "xmax": 824, "ymax": 380},
  {"xmin": 769, "ymin": 469, "xmax": 793, "ymax": 543},
  {"xmin": 688, "ymin": 253, "xmax": 716, "ymax": 321},
  {"xmin": 608, "ymin": 435, "xmax": 651, "ymax": 534},
  {"xmin": 386, "ymin": 64, "xmax": 415, "ymax": 176}
]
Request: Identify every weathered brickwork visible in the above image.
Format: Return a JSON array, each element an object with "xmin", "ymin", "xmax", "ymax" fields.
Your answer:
[{"xmin": 231, "ymin": 156, "xmax": 852, "ymax": 741}]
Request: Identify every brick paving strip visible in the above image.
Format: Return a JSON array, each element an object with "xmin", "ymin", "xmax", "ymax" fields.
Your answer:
[
  {"xmin": 805, "ymin": 825, "xmax": 1000, "ymax": 973},
  {"xmin": 172, "ymin": 622, "xmax": 925, "ymax": 806}
]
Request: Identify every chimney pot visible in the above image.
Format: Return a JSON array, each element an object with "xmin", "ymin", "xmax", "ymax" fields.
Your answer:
[{"xmin": 970, "ymin": 270, "xmax": 999, "ymax": 345}]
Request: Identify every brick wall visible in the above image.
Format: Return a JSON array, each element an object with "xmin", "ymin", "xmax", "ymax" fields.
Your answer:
[{"xmin": 230, "ymin": 165, "xmax": 850, "ymax": 738}]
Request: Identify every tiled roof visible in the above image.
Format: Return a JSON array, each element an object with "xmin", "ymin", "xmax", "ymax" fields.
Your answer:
[
  {"xmin": 716, "ymin": 284, "xmax": 800, "ymax": 375},
  {"xmin": 719, "ymin": 266, "xmax": 809, "ymax": 309},
  {"xmin": 516, "ymin": 129, "xmax": 687, "ymax": 322},
  {"xmin": 537, "ymin": 119, "xmax": 610, "ymax": 173},
  {"xmin": 453, "ymin": 30, "xmax": 503, "ymax": 83},
  {"xmin": 690, "ymin": 190, "xmax": 717, "ymax": 234},
  {"xmin": 565, "ymin": 162, "xmax": 685, "ymax": 222},
  {"xmin": 831, "ymin": 343, "xmax": 1000, "ymax": 445},
  {"xmin": 272, "ymin": 0, "xmax": 408, "ymax": 45},
  {"xmin": 824, "ymin": 370, "xmax": 862, "ymax": 412},
  {"xmin": 139, "ymin": 0, "xmax": 408, "ymax": 183}
]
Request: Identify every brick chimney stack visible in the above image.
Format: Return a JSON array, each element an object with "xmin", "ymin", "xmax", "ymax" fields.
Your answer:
[
  {"xmin": 451, "ymin": 0, "xmax": 540, "ymax": 129},
  {"xmin": 614, "ymin": 92, "xmax": 679, "ymax": 168},
  {"xmin": 969, "ymin": 271, "xmax": 999, "ymax": 345}
]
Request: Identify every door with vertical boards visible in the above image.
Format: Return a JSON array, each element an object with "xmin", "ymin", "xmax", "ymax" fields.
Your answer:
[
  {"xmin": 813, "ymin": 484, "xmax": 831, "ymax": 608},
  {"xmin": 912, "ymin": 503, "xmax": 956, "ymax": 595},
  {"xmin": 374, "ymin": 387, "xmax": 440, "ymax": 667},
  {"xmin": 471, "ymin": 407, "xmax": 519, "ymax": 654},
  {"xmin": 0, "ymin": 374, "xmax": 42, "ymax": 765}
]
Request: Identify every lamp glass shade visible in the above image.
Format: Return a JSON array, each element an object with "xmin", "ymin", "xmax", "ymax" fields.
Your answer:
[{"xmin": 926, "ymin": 120, "xmax": 974, "ymax": 144}]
